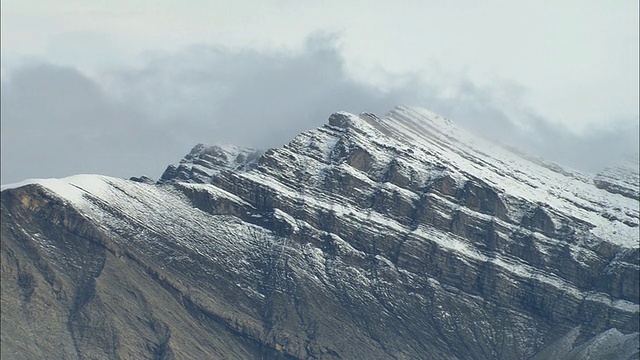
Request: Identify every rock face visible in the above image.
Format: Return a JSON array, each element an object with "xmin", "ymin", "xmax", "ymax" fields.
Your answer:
[
  {"xmin": 594, "ymin": 154, "xmax": 640, "ymax": 200},
  {"xmin": 158, "ymin": 143, "xmax": 263, "ymax": 184},
  {"xmin": 2, "ymin": 106, "xmax": 639, "ymax": 359}
]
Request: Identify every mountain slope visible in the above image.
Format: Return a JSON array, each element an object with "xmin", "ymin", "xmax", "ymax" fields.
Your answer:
[
  {"xmin": 2, "ymin": 106, "xmax": 638, "ymax": 359},
  {"xmin": 594, "ymin": 153, "xmax": 640, "ymax": 200}
]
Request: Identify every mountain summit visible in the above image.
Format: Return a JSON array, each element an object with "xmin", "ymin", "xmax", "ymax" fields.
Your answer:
[{"xmin": 2, "ymin": 106, "xmax": 638, "ymax": 359}]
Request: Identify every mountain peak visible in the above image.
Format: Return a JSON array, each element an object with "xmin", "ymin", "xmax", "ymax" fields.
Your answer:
[{"xmin": 3, "ymin": 105, "xmax": 638, "ymax": 359}]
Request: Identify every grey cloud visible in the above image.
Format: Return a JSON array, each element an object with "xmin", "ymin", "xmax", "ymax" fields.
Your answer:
[
  {"xmin": 1, "ymin": 36, "xmax": 637, "ymax": 184},
  {"xmin": 104, "ymin": 37, "xmax": 417, "ymax": 148},
  {"xmin": 522, "ymin": 114, "xmax": 639, "ymax": 173},
  {"xmin": 1, "ymin": 38, "xmax": 416, "ymax": 184},
  {"xmin": 0, "ymin": 64, "xmax": 180, "ymax": 183}
]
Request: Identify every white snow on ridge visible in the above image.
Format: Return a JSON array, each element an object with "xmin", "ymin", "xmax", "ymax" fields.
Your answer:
[
  {"xmin": 1, "ymin": 174, "xmax": 112, "ymax": 206},
  {"xmin": 293, "ymin": 105, "xmax": 638, "ymax": 248},
  {"xmin": 177, "ymin": 182, "xmax": 252, "ymax": 207},
  {"xmin": 373, "ymin": 106, "xmax": 639, "ymax": 248},
  {"xmin": 2, "ymin": 174, "xmax": 279, "ymax": 276},
  {"xmin": 2, "ymin": 105, "xmax": 638, "ymax": 251},
  {"xmin": 4, "ymin": 172, "xmax": 637, "ymax": 314}
]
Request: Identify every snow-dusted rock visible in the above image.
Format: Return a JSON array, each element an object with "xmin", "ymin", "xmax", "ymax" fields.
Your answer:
[
  {"xmin": 594, "ymin": 153, "xmax": 639, "ymax": 200},
  {"xmin": 159, "ymin": 143, "xmax": 263, "ymax": 184},
  {"xmin": 2, "ymin": 106, "xmax": 638, "ymax": 359}
]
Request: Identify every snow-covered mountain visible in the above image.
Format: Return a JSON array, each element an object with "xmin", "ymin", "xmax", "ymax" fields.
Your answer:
[{"xmin": 2, "ymin": 106, "xmax": 638, "ymax": 359}]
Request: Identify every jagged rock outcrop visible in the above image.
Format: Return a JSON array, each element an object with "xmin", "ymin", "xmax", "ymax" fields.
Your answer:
[
  {"xmin": 159, "ymin": 143, "xmax": 263, "ymax": 184},
  {"xmin": 2, "ymin": 106, "xmax": 639, "ymax": 359}
]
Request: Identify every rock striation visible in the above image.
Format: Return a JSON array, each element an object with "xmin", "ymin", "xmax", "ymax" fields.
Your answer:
[
  {"xmin": 2, "ymin": 106, "xmax": 639, "ymax": 359},
  {"xmin": 594, "ymin": 154, "xmax": 640, "ymax": 200},
  {"xmin": 159, "ymin": 143, "xmax": 263, "ymax": 184}
]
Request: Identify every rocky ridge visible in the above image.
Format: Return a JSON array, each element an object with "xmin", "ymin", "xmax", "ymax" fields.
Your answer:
[
  {"xmin": 1, "ymin": 106, "xmax": 639, "ymax": 359},
  {"xmin": 594, "ymin": 154, "xmax": 640, "ymax": 200}
]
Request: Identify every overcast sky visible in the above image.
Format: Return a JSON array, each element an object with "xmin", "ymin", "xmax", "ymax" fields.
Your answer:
[{"xmin": 1, "ymin": 0, "xmax": 638, "ymax": 184}]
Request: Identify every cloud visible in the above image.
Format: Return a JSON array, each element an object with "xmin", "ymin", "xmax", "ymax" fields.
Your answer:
[
  {"xmin": 99, "ymin": 36, "xmax": 420, "ymax": 148},
  {"xmin": 0, "ymin": 64, "xmax": 179, "ymax": 183},
  {"xmin": 1, "ymin": 36, "xmax": 637, "ymax": 184}
]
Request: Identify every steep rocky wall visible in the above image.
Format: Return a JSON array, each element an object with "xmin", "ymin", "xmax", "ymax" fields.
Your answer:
[
  {"xmin": 2, "ymin": 107, "xmax": 638, "ymax": 359},
  {"xmin": 1, "ymin": 186, "xmax": 292, "ymax": 359}
]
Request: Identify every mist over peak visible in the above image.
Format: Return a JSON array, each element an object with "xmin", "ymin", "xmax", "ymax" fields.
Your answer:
[{"xmin": 2, "ymin": 37, "xmax": 637, "ymax": 184}]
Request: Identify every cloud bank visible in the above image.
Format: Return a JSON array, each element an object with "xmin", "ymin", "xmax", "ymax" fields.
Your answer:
[{"xmin": 1, "ymin": 37, "xmax": 637, "ymax": 184}]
